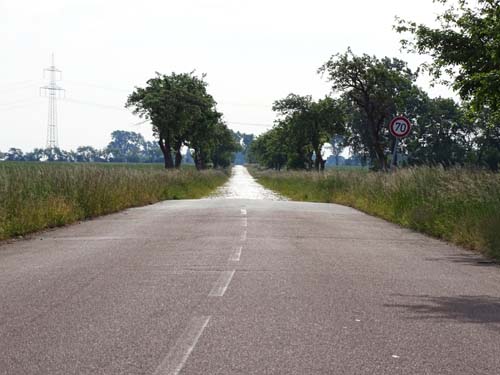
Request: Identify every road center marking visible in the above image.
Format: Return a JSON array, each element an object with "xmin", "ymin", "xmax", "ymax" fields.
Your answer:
[
  {"xmin": 242, "ymin": 217, "xmax": 247, "ymax": 227},
  {"xmin": 209, "ymin": 270, "xmax": 235, "ymax": 297},
  {"xmin": 241, "ymin": 230, "xmax": 247, "ymax": 241},
  {"xmin": 240, "ymin": 208, "xmax": 247, "ymax": 215},
  {"xmin": 229, "ymin": 246, "xmax": 242, "ymax": 262},
  {"xmin": 153, "ymin": 315, "xmax": 211, "ymax": 375}
]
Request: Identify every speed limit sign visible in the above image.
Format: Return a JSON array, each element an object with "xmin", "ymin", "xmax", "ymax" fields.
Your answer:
[{"xmin": 389, "ymin": 116, "xmax": 411, "ymax": 138}]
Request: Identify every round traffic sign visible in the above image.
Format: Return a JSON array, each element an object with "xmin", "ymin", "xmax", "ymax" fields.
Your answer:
[{"xmin": 389, "ymin": 116, "xmax": 412, "ymax": 138}]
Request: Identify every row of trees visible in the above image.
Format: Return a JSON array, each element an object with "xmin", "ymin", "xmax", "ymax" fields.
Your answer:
[
  {"xmin": 0, "ymin": 131, "xmax": 163, "ymax": 163},
  {"xmin": 126, "ymin": 72, "xmax": 240, "ymax": 169},
  {"xmin": 1, "ymin": 129, "xmax": 253, "ymax": 165},
  {"xmin": 250, "ymin": 0, "xmax": 500, "ymax": 171}
]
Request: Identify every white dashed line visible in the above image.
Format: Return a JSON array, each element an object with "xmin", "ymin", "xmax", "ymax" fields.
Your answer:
[
  {"xmin": 153, "ymin": 315, "xmax": 211, "ymax": 375},
  {"xmin": 209, "ymin": 270, "xmax": 235, "ymax": 297},
  {"xmin": 240, "ymin": 208, "xmax": 247, "ymax": 215},
  {"xmin": 241, "ymin": 230, "xmax": 247, "ymax": 241},
  {"xmin": 229, "ymin": 246, "xmax": 242, "ymax": 262},
  {"xmin": 242, "ymin": 217, "xmax": 248, "ymax": 227}
]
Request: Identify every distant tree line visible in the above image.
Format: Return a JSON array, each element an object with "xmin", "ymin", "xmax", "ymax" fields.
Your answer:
[
  {"xmin": 250, "ymin": 0, "xmax": 500, "ymax": 171},
  {"xmin": 0, "ymin": 130, "xmax": 161, "ymax": 163},
  {"xmin": 0, "ymin": 129, "xmax": 255, "ymax": 165}
]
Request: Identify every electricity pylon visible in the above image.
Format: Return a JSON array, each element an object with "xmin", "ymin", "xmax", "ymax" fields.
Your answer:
[{"xmin": 40, "ymin": 54, "xmax": 65, "ymax": 149}]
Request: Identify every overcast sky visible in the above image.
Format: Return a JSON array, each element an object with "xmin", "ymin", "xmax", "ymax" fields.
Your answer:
[{"xmin": 0, "ymin": 0, "xmax": 452, "ymax": 151}]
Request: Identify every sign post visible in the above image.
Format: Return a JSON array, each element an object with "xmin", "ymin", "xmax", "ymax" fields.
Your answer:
[{"xmin": 389, "ymin": 116, "xmax": 412, "ymax": 168}]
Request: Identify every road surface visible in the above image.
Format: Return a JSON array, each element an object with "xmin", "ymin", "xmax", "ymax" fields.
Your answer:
[{"xmin": 1, "ymin": 166, "xmax": 499, "ymax": 374}]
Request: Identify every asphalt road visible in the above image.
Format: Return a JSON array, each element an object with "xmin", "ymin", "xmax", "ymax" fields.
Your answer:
[{"xmin": 1, "ymin": 166, "xmax": 500, "ymax": 374}]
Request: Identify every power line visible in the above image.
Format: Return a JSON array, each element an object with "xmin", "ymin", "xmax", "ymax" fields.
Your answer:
[
  {"xmin": 0, "ymin": 98, "xmax": 44, "ymax": 111},
  {"xmin": 0, "ymin": 84, "xmax": 40, "ymax": 94},
  {"xmin": 64, "ymin": 80, "xmax": 132, "ymax": 93},
  {"xmin": 0, "ymin": 80, "xmax": 39, "ymax": 92},
  {"xmin": 0, "ymin": 97, "xmax": 42, "ymax": 107},
  {"xmin": 65, "ymin": 98, "xmax": 125, "ymax": 111}
]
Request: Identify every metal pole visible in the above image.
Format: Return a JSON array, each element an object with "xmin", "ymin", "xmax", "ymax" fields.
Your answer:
[{"xmin": 392, "ymin": 137, "xmax": 399, "ymax": 169}]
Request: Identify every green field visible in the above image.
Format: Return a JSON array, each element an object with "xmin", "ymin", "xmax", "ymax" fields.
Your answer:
[
  {"xmin": 0, "ymin": 162, "xmax": 228, "ymax": 241},
  {"xmin": 250, "ymin": 167, "xmax": 500, "ymax": 259}
]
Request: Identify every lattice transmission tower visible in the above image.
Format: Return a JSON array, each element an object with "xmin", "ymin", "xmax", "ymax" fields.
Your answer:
[{"xmin": 40, "ymin": 54, "xmax": 65, "ymax": 149}]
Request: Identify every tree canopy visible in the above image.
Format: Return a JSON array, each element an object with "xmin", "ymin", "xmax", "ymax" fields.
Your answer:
[
  {"xmin": 126, "ymin": 72, "xmax": 239, "ymax": 169},
  {"xmin": 395, "ymin": 0, "xmax": 500, "ymax": 112},
  {"xmin": 249, "ymin": 94, "xmax": 345, "ymax": 170},
  {"xmin": 395, "ymin": 0, "xmax": 500, "ymax": 170},
  {"xmin": 319, "ymin": 50, "xmax": 419, "ymax": 170}
]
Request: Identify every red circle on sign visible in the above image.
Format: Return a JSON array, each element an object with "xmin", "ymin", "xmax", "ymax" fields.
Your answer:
[{"xmin": 389, "ymin": 116, "xmax": 411, "ymax": 138}]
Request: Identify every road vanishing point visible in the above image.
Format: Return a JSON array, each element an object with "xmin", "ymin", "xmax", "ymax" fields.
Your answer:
[{"xmin": 1, "ymin": 166, "xmax": 500, "ymax": 374}]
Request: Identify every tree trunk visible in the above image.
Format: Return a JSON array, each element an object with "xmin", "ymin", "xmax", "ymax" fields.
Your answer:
[
  {"xmin": 314, "ymin": 146, "xmax": 324, "ymax": 171},
  {"xmin": 158, "ymin": 139, "xmax": 174, "ymax": 169},
  {"xmin": 174, "ymin": 141, "xmax": 183, "ymax": 169},
  {"xmin": 174, "ymin": 150, "xmax": 182, "ymax": 168},
  {"xmin": 194, "ymin": 152, "xmax": 201, "ymax": 171},
  {"xmin": 306, "ymin": 151, "xmax": 314, "ymax": 170},
  {"xmin": 368, "ymin": 119, "xmax": 387, "ymax": 171},
  {"xmin": 373, "ymin": 143, "xmax": 388, "ymax": 171},
  {"xmin": 194, "ymin": 149, "xmax": 206, "ymax": 170}
]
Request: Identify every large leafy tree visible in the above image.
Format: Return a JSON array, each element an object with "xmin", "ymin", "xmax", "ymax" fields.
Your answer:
[
  {"xmin": 248, "ymin": 125, "xmax": 288, "ymax": 170},
  {"xmin": 395, "ymin": 0, "xmax": 500, "ymax": 112},
  {"xmin": 319, "ymin": 49, "xmax": 418, "ymax": 170},
  {"xmin": 75, "ymin": 146, "xmax": 103, "ymax": 163},
  {"xmin": 272, "ymin": 94, "xmax": 345, "ymax": 170},
  {"xmin": 405, "ymin": 97, "xmax": 473, "ymax": 166},
  {"xmin": 126, "ymin": 72, "xmax": 216, "ymax": 169},
  {"xmin": 106, "ymin": 130, "xmax": 145, "ymax": 162},
  {"xmin": 395, "ymin": 0, "xmax": 500, "ymax": 170},
  {"xmin": 186, "ymin": 108, "xmax": 220, "ymax": 170},
  {"xmin": 210, "ymin": 122, "xmax": 242, "ymax": 168}
]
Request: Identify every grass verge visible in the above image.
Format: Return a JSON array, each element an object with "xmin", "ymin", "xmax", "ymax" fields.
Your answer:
[
  {"xmin": 250, "ymin": 166, "xmax": 500, "ymax": 259},
  {"xmin": 0, "ymin": 162, "xmax": 228, "ymax": 240}
]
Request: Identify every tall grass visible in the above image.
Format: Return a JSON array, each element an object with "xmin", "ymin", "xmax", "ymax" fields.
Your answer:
[
  {"xmin": 251, "ymin": 167, "xmax": 500, "ymax": 259},
  {"xmin": 0, "ymin": 162, "xmax": 228, "ymax": 240}
]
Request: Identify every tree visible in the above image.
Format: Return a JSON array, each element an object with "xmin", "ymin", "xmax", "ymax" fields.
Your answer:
[
  {"xmin": 210, "ymin": 122, "xmax": 241, "ymax": 168},
  {"xmin": 405, "ymin": 97, "xmax": 473, "ymax": 166},
  {"xmin": 469, "ymin": 106, "xmax": 500, "ymax": 171},
  {"xmin": 186, "ymin": 108, "xmax": 221, "ymax": 170},
  {"xmin": 142, "ymin": 141, "xmax": 164, "ymax": 163},
  {"xmin": 126, "ymin": 72, "xmax": 216, "ymax": 169},
  {"xmin": 4, "ymin": 148, "xmax": 24, "ymax": 161},
  {"xmin": 106, "ymin": 130, "xmax": 145, "ymax": 162},
  {"xmin": 329, "ymin": 134, "xmax": 345, "ymax": 166},
  {"xmin": 319, "ymin": 49, "xmax": 418, "ymax": 170},
  {"xmin": 75, "ymin": 146, "xmax": 102, "ymax": 163},
  {"xmin": 248, "ymin": 125, "xmax": 288, "ymax": 170},
  {"xmin": 395, "ymin": 0, "xmax": 500, "ymax": 112},
  {"xmin": 272, "ymin": 94, "xmax": 345, "ymax": 170},
  {"xmin": 395, "ymin": 0, "xmax": 500, "ymax": 170}
]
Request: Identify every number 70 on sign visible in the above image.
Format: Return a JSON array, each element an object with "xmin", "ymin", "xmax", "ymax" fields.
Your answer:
[{"xmin": 389, "ymin": 116, "xmax": 412, "ymax": 138}]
